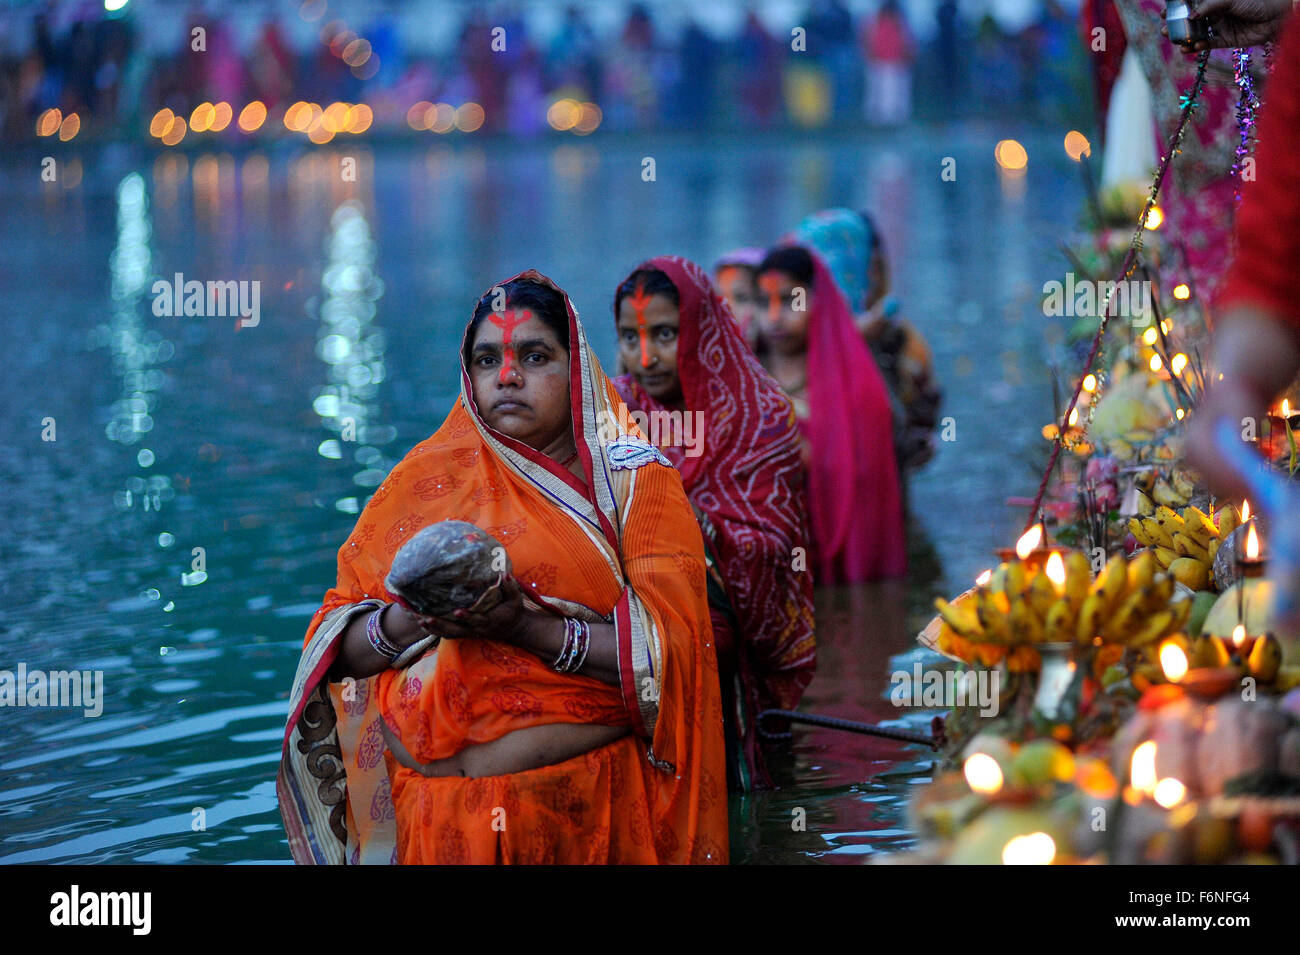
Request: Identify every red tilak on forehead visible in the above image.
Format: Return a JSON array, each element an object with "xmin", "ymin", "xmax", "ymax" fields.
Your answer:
[
  {"xmin": 628, "ymin": 282, "xmax": 654, "ymax": 369},
  {"xmin": 758, "ymin": 274, "xmax": 784, "ymax": 315},
  {"xmin": 487, "ymin": 307, "xmax": 534, "ymax": 383}
]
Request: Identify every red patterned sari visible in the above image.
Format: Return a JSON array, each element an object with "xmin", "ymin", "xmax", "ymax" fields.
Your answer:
[
  {"xmin": 277, "ymin": 270, "xmax": 728, "ymax": 864},
  {"xmin": 612, "ymin": 255, "xmax": 815, "ymax": 789}
]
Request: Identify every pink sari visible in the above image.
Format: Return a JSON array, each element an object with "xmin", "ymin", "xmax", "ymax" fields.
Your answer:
[{"xmin": 801, "ymin": 248, "xmax": 907, "ymax": 583}]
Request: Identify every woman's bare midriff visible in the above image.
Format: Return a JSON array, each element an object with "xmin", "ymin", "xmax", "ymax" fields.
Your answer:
[{"xmin": 381, "ymin": 717, "xmax": 630, "ymax": 779}]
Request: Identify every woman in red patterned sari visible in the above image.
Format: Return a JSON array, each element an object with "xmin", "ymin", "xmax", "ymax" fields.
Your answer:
[
  {"xmin": 277, "ymin": 271, "xmax": 728, "ymax": 864},
  {"xmin": 610, "ymin": 255, "xmax": 815, "ymax": 790}
]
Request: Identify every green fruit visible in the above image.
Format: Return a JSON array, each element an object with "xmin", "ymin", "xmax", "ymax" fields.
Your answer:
[
  {"xmin": 1011, "ymin": 740, "xmax": 1075, "ymax": 787},
  {"xmin": 1187, "ymin": 590, "xmax": 1220, "ymax": 638}
]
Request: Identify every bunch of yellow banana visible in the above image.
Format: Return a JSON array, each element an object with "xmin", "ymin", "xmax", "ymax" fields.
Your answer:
[
  {"xmin": 1133, "ymin": 470, "xmax": 1198, "ymax": 511},
  {"xmin": 933, "ymin": 550, "xmax": 1191, "ymax": 653},
  {"xmin": 1127, "ymin": 503, "xmax": 1240, "ymax": 591}
]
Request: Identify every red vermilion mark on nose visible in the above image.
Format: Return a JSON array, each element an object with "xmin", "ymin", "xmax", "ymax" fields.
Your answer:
[
  {"xmin": 758, "ymin": 274, "xmax": 783, "ymax": 320},
  {"xmin": 487, "ymin": 308, "xmax": 533, "ymax": 383},
  {"xmin": 628, "ymin": 283, "xmax": 653, "ymax": 369}
]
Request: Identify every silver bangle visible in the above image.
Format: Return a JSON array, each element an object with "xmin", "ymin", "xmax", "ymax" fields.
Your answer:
[
  {"xmin": 572, "ymin": 619, "xmax": 592, "ymax": 673},
  {"xmin": 552, "ymin": 618, "xmax": 577, "ymax": 672}
]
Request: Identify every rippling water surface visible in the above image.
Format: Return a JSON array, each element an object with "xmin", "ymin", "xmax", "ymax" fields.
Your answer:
[{"xmin": 0, "ymin": 128, "xmax": 1078, "ymax": 863}]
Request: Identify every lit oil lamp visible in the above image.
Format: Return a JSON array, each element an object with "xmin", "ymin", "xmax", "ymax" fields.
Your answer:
[
  {"xmin": 1228, "ymin": 623, "xmax": 1258, "ymax": 665},
  {"xmin": 963, "ymin": 752, "xmax": 1004, "ymax": 796},
  {"xmin": 1237, "ymin": 520, "xmax": 1265, "ymax": 579},
  {"xmin": 997, "ymin": 522, "xmax": 1064, "ymax": 572},
  {"xmin": 1001, "ymin": 831, "xmax": 1056, "ymax": 865},
  {"xmin": 1129, "ymin": 740, "xmax": 1158, "ymax": 801}
]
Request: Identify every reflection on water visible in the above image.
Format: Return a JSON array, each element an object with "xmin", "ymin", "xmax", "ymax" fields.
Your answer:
[{"xmin": 0, "ymin": 130, "xmax": 1078, "ymax": 863}]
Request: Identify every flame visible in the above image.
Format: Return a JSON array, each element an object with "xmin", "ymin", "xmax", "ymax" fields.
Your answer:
[
  {"xmin": 1245, "ymin": 523, "xmax": 1260, "ymax": 560},
  {"xmin": 1171, "ymin": 353, "xmax": 1188, "ymax": 375},
  {"xmin": 1016, "ymin": 524, "xmax": 1044, "ymax": 560},
  {"xmin": 975, "ymin": 569, "xmax": 992, "ymax": 586},
  {"xmin": 963, "ymin": 753, "xmax": 1004, "ymax": 795},
  {"xmin": 1082, "ymin": 374, "xmax": 1097, "ymax": 393},
  {"xmin": 1131, "ymin": 740, "xmax": 1158, "ymax": 795},
  {"xmin": 1153, "ymin": 778, "xmax": 1187, "ymax": 809},
  {"xmin": 1159, "ymin": 642, "xmax": 1189, "ymax": 682},
  {"xmin": 1145, "ymin": 205, "xmax": 1164, "ymax": 230},
  {"xmin": 1142, "ymin": 327, "xmax": 1158, "ymax": 346},
  {"xmin": 1232, "ymin": 624, "xmax": 1247, "ymax": 649},
  {"xmin": 1176, "ymin": 408, "xmax": 1185, "ymax": 421},
  {"xmin": 1002, "ymin": 832, "xmax": 1056, "ymax": 865},
  {"xmin": 1173, "ymin": 283, "xmax": 1190, "ymax": 300},
  {"xmin": 1149, "ymin": 354, "xmax": 1163, "ymax": 373},
  {"xmin": 1241, "ymin": 500, "xmax": 1251, "ymax": 522},
  {"xmin": 1045, "ymin": 552, "xmax": 1066, "ymax": 592},
  {"xmin": 1284, "ymin": 398, "xmax": 1292, "ymax": 418}
]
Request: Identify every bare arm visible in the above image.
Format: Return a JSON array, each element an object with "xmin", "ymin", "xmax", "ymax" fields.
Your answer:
[
  {"xmin": 328, "ymin": 602, "xmax": 433, "ymax": 682},
  {"xmin": 1187, "ymin": 306, "xmax": 1300, "ymax": 499}
]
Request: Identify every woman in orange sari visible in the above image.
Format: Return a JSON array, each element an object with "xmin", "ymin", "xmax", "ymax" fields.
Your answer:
[{"xmin": 277, "ymin": 271, "xmax": 728, "ymax": 864}]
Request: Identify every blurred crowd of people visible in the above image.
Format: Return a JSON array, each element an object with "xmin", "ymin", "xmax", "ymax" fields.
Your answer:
[{"xmin": 0, "ymin": 0, "xmax": 1090, "ymax": 142}]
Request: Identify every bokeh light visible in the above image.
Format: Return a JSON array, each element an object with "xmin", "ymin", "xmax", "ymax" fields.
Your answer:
[
  {"xmin": 995, "ymin": 139, "xmax": 1028, "ymax": 171},
  {"xmin": 1063, "ymin": 130, "xmax": 1091, "ymax": 161},
  {"xmin": 37, "ymin": 108, "xmax": 62, "ymax": 137},
  {"xmin": 238, "ymin": 101, "xmax": 266, "ymax": 133},
  {"xmin": 455, "ymin": 103, "xmax": 485, "ymax": 133}
]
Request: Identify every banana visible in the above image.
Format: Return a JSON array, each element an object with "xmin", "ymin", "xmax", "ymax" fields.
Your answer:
[
  {"xmin": 1025, "ymin": 570, "xmax": 1058, "ymax": 622},
  {"xmin": 1136, "ymin": 491, "xmax": 1156, "ymax": 517},
  {"xmin": 1008, "ymin": 599, "xmax": 1044, "ymax": 643},
  {"xmin": 1129, "ymin": 517, "xmax": 1149, "ymax": 545},
  {"xmin": 1173, "ymin": 535, "xmax": 1211, "ymax": 563},
  {"xmin": 1142, "ymin": 517, "xmax": 1175, "ymax": 550},
  {"xmin": 1143, "ymin": 573, "xmax": 1175, "ymax": 611},
  {"xmin": 1076, "ymin": 591, "xmax": 1107, "ymax": 645},
  {"xmin": 999, "ymin": 561, "xmax": 1028, "ymax": 601},
  {"xmin": 1107, "ymin": 587, "xmax": 1151, "ymax": 642},
  {"xmin": 1044, "ymin": 598, "xmax": 1075, "ymax": 643},
  {"xmin": 1184, "ymin": 507, "xmax": 1219, "ymax": 545},
  {"xmin": 1168, "ymin": 594, "xmax": 1193, "ymax": 631},
  {"xmin": 1171, "ymin": 470, "xmax": 1197, "ymax": 501},
  {"xmin": 1153, "ymin": 546, "xmax": 1179, "ymax": 569},
  {"xmin": 1153, "ymin": 476, "xmax": 1188, "ymax": 508},
  {"xmin": 1207, "ymin": 539, "xmax": 1220, "ymax": 561},
  {"xmin": 1191, "ymin": 633, "xmax": 1232, "ymax": 669},
  {"xmin": 988, "ymin": 562, "xmax": 1009, "ymax": 596},
  {"xmin": 935, "ymin": 596, "xmax": 982, "ymax": 639},
  {"xmin": 1247, "ymin": 634, "xmax": 1282, "ymax": 683},
  {"xmin": 974, "ymin": 589, "xmax": 1012, "ymax": 643},
  {"xmin": 1168, "ymin": 557, "xmax": 1209, "ymax": 591},
  {"xmin": 1063, "ymin": 551, "xmax": 1092, "ymax": 612},
  {"xmin": 1093, "ymin": 555, "xmax": 1128, "ymax": 611},
  {"xmin": 1215, "ymin": 506, "xmax": 1239, "ymax": 538},
  {"xmin": 1126, "ymin": 609, "xmax": 1176, "ymax": 648},
  {"xmin": 1127, "ymin": 550, "xmax": 1157, "ymax": 592},
  {"xmin": 1155, "ymin": 506, "xmax": 1187, "ymax": 534}
]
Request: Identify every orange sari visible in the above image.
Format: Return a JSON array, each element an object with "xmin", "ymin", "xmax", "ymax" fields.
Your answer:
[{"xmin": 277, "ymin": 270, "xmax": 728, "ymax": 864}]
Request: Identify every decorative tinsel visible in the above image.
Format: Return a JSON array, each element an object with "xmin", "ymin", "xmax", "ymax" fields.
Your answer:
[
  {"xmin": 1231, "ymin": 48, "xmax": 1261, "ymax": 202},
  {"xmin": 1023, "ymin": 53, "xmax": 1211, "ymax": 533}
]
